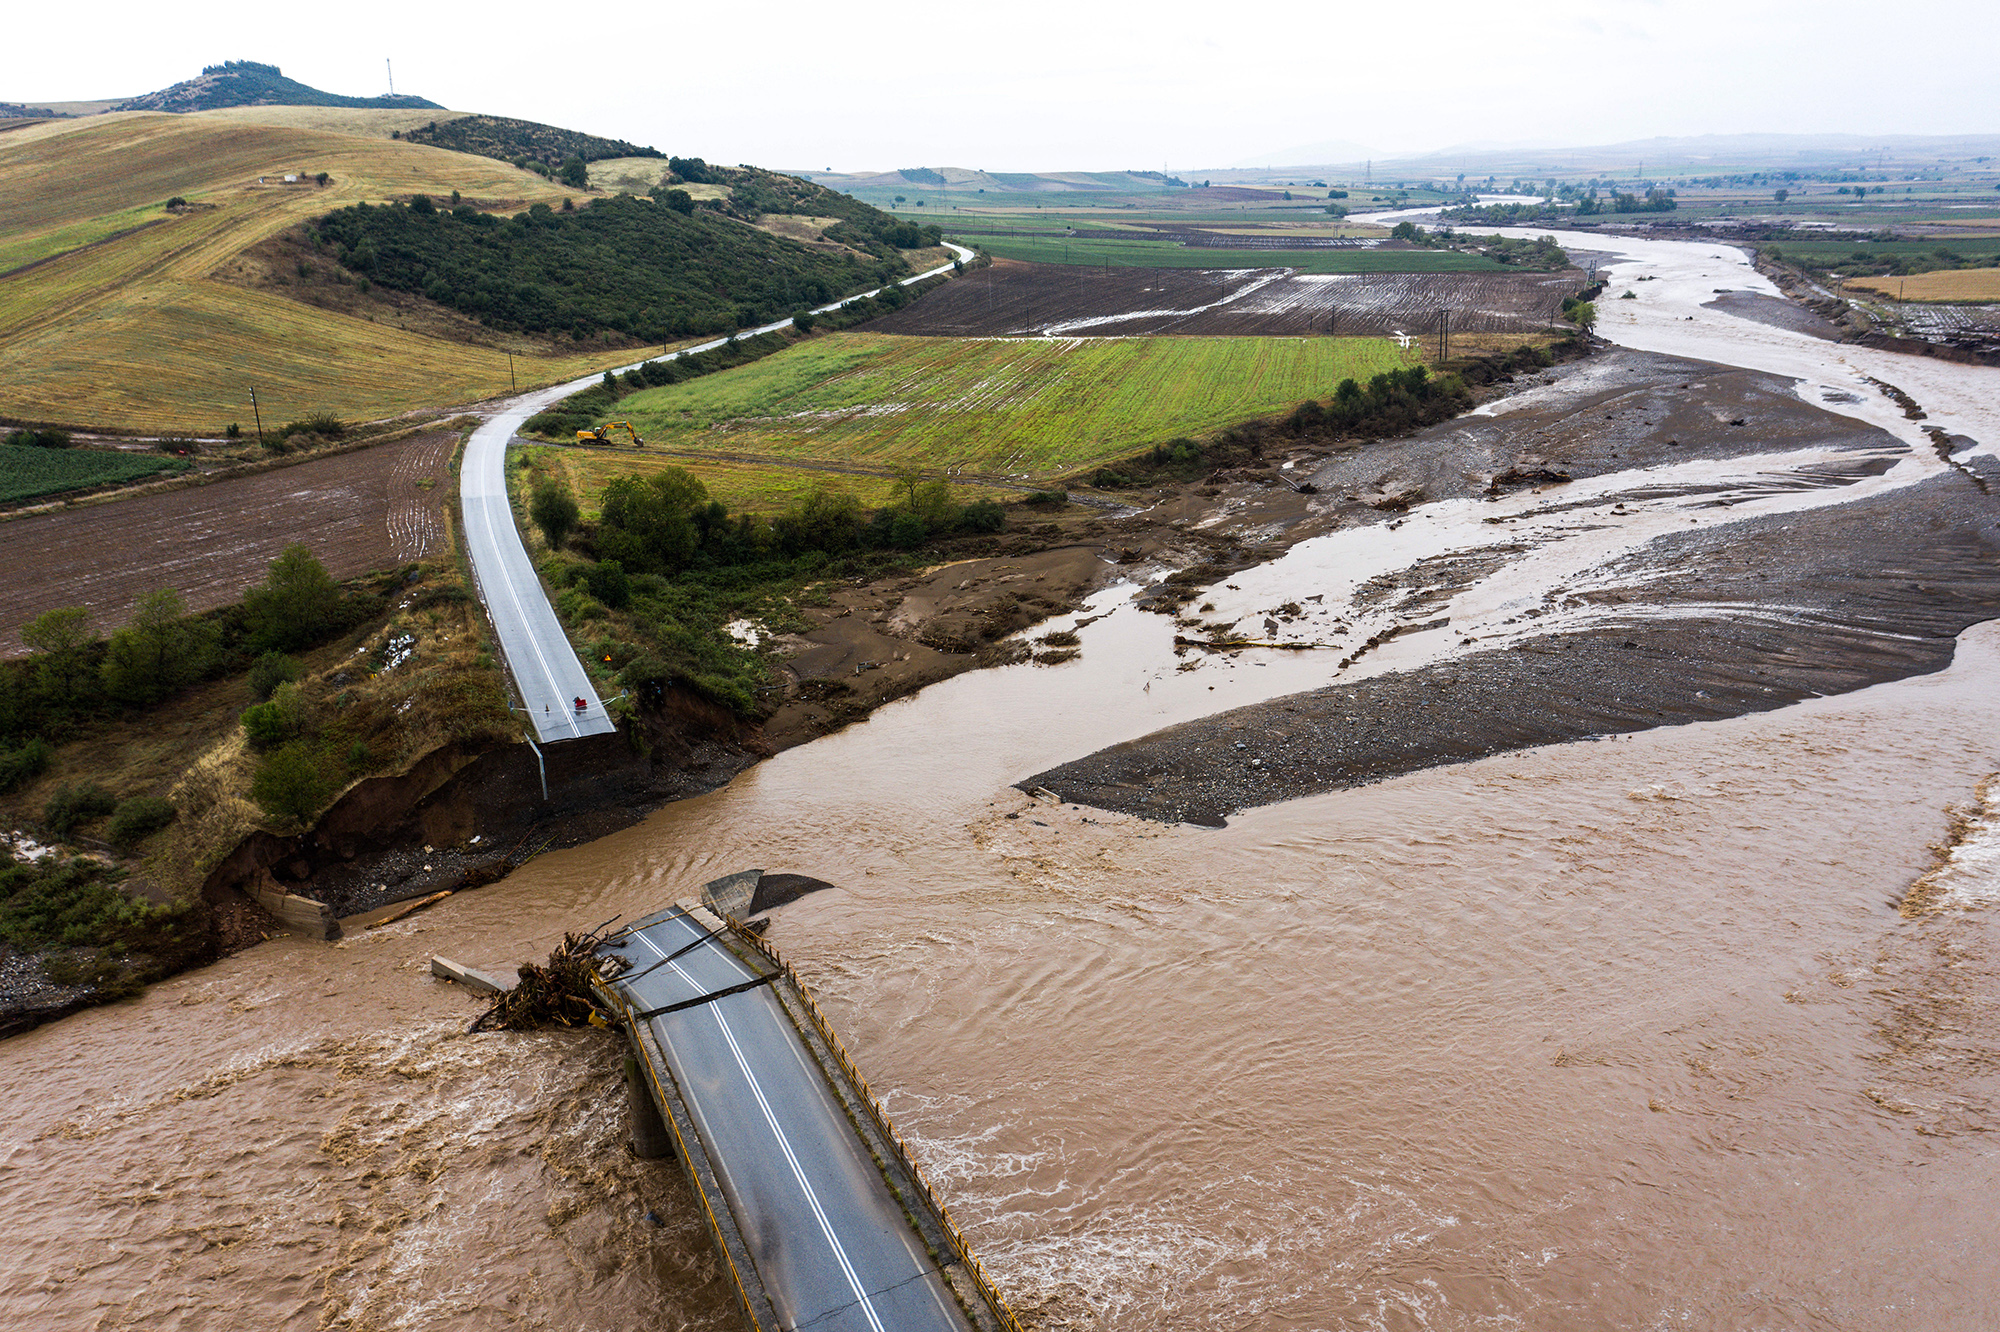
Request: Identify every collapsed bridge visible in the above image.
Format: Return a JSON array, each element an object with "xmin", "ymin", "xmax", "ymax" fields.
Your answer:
[{"xmin": 591, "ymin": 872, "xmax": 1020, "ymax": 1332}]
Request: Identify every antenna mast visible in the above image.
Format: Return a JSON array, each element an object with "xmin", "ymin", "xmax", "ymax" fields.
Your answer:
[{"xmin": 386, "ymin": 59, "xmax": 394, "ymax": 96}]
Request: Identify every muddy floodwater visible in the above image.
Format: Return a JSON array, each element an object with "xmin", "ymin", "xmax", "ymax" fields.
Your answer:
[{"xmin": 3, "ymin": 232, "xmax": 1999, "ymax": 1331}]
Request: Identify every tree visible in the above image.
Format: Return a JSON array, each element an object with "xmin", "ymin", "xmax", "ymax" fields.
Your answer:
[
  {"xmin": 244, "ymin": 545, "xmax": 343, "ymax": 652},
  {"xmin": 1774, "ymin": 188, "xmax": 1789, "ymax": 203},
  {"xmin": 1566, "ymin": 300, "xmax": 1598, "ymax": 334},
  {"xmin": 560, "ymin": 156, "xmax": 589, "ymax": 189},
  {"xmin": 100, "ymin": 589, "xmax": 219, "ymax": 706},
  {"xmin": 251, "ymin": 742, "xmax": 335, "ymax": 829},
  {"xmin": 22, "ymin": 606, "xmax": 95, "ymax": 704},
  {"xmin": 531, "ymin": 480, "xmax": 581, "ymax": 550},
  {"xmin": 22, "ymin": 606, "xmax": 92, "ymax": 657}
]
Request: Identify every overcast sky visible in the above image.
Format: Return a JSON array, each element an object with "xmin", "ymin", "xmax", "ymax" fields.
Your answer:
[{"xmin": 9, "ymin": 0, "xmax": 1996, "ymax": 171}]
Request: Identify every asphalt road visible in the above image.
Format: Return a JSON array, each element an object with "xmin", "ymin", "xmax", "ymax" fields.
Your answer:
[
  {"xmin": 603, "ymin": 911, "xmax": 971, "ymax": 1332},
  {"xmin": 459, "ymin": 244, "xmax": 974, "ymax": 745}
]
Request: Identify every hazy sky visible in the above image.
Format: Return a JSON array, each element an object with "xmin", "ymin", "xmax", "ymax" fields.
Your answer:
[{"xmin": 9, "ymin": 0, "xmax": 1996, "ymax": 171}]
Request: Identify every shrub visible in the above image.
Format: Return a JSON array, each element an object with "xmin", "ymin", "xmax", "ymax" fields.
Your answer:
[
  {"xmin": 959, "ymin": 499, "xmax": 1006, "ymax": 533},
  {"xmin": 239, "ymin": 700, "xmax": 292, "ymax": 750},
  {"xmin": 531, "ymin": 479, "xmax": 581, "ymax": 550},
  {"xmin": 1025, "ymin": 490, "xmax": 1067, "ymax": 507},
  {"xmin": 250, "ymin": 743, "xmax": 337, "ymax": 828},
  {"xmin": 4, "ymin": 428, "xmax": 73, "ymax": 449},
  {"xmin": 106, "ymin": 796, "xmax": 176, "ymax": 853},
  {"xmin": 0, "ymin": 739, "xmax": 54, "ymax": 794},
  {"xmin": 247, "ymin": 651, "xmax": 303, "ymax": 701},
  {"xmin": 584, "ymin": 559, "xmax": 631, "ymax": 609},
  {"xmin": 44, "ymin": 782, "xmax": 116, "ymax": 839},
  {"xmin": 278, "ymin": 411, "xmax": 345, "ymax": 441}
]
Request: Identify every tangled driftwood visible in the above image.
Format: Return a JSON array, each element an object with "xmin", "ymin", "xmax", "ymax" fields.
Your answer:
[{"xmin": 472, "ymin": 924, "xmax": 625, "ymax": 1032}]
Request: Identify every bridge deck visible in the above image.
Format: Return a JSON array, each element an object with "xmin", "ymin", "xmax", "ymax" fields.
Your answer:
[{"xmin": 597, "ymin": 906, "xmax": 985, "ymax": 1332}]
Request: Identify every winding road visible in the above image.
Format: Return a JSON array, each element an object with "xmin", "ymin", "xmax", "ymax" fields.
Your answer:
[{"xmin": 460, "ymin": 243, "xmax": 975, "ymax": 744}]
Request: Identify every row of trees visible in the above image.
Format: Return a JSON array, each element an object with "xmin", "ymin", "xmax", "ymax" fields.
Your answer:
[
  {"xmin": 534, "ymin": 466, "xmax": 1006, "ymax": 580},
  {"xmin": 0, "ymin": 546, "xmax": 362, "ymax": 765}
]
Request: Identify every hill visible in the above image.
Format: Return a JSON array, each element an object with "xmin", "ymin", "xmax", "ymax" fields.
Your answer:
[
  {"xmin": 0, "ymin": 109, "xmax": 943, "ymax": 432},
  {"xmin": 112, "ymin": 61, "xmax": 440, "ymax": 114},
  {"xmin": 0, "ymin": 111, "xmax": 636, "ymax": 432},
  {"xmin": 402, "ymin": 114, "xmax": 661, "ymax": 170}
]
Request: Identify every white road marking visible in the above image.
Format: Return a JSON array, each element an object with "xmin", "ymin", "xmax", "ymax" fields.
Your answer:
[{"xmin": 628, "ymin": 927, "xmax": 893, "ymax": 1332}]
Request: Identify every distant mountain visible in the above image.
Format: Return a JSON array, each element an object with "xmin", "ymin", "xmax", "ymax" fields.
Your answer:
[
  {"xmin": 1230, "ymin": 132, "xmax": 2000, "ymax": 178},
  {"xmin": 112, "ymin": 61, "xmax": 439, "ymax": 113}
]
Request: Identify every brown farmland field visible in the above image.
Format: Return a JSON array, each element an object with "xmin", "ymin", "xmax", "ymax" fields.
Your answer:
[
  {"xmin": 873, "ymin": 259, "xmax": 1583, "ymax": 339},
  {"xmin": 1848, "ymin": 268, "xmax": 2000, "ymax": 303},
  {"xmin": 0, "ymin": 431, "xmax": 455, "ymax": 655}
]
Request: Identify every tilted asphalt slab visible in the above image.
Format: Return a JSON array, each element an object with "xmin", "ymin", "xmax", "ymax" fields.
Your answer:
[
  {"xmin": 457, "ymin": 244, "xmax": 974, "ymax": 745},
  {"xmin": 601, "ymin": 910, "xmax": 971, "ymax": 1332}
]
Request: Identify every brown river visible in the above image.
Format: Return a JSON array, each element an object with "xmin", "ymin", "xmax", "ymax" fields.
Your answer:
[{"xmin": 4, "ymin": 232, "xmax": 1998, "ymax": 1331}]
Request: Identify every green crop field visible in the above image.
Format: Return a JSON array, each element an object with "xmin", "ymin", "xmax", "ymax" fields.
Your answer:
[
  {"xmin": 598, "ymin": 331, "xmax": 1415, "ymax": 476},
  {"xmin": 1765, "ymin": 237, "xmax": 2000, "ymax": 265},
  {"xmin": 0, "ymin": 447, "xmax": 190, "ymax": 503},
  {"xmin": 963, "ymin": 234, "xmax": 1507, "ymax": 273}
]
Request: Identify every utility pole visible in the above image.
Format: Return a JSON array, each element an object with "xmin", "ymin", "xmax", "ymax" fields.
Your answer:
[
  {"xmin": 249, "ymin": 387, "xmax": 265, "ymax": 448},
  {"xmin": 508, "ymin": 351, "xmax": 516, "ymax": 391},
  {"xmin": 1438, "ymin": 309, "xmax": 1448, "ymax": 363},
  {"xmin": 386, "ymin": 59, "xmax": 394, "ymax": 96}
]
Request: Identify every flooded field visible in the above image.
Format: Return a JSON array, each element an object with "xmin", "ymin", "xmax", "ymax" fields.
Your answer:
[
  {"xmin": 2, "ymin": 230, "xmax": 1997, "ymax": 1331},
  {"xmin": 872, "ymin": 261, "xmax": 1578, "ymax": 340}
]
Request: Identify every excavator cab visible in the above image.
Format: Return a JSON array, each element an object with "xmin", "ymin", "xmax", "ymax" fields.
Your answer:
[{"xmin": 575, "ymin": 420, "xmax": 644, "ymax": 447}]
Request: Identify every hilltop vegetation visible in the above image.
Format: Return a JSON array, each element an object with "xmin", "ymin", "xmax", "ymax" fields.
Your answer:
[
  {"xmin": 402, "ymin": 114, "xmax": 662, "ymax": 171},
  {"xmin": 313, "ymin": 187, "xmax": 935, "ymax": 341},
  {"xmin": 115, "ymin": 61, "xmax": 440, "ymax": 113}
]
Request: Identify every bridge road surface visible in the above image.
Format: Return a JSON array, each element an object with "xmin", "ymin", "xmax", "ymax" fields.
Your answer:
[
  {"xmin": 458, "ymin": 243, "xmax": 974, "ymax": 745},
  {"xmin": 602, "ymin": 910, "xmax": 972, "ymax": 1332}
]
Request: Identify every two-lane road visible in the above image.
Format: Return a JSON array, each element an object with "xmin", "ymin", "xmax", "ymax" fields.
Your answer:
[
  {"xmin": 602, "ymin": 910, "xmax": 973, "ymax": 1332},
  {"xmin": 459, "ymin": 244, "xmax": 974, "ymax": 744}
]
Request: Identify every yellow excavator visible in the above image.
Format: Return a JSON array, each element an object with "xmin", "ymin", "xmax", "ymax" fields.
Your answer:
[{"xmin": 575, "ymin": 421, "xmax": 643, "ymax": 447}]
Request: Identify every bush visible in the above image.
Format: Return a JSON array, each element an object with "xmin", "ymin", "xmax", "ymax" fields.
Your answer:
[
  {"xmin": 4, "ymin": 428, "xmax": 73, "ymax": 449},
  {"xmin": 44, "ymin": 782, "xmax": 116, "ymax": 839},
  {"xmin": 251, "ymin": 743, "xmax": 337, "ymax": 828},
  {"xmin": 959, "ymin": 499, "xmax": 1005, "ymax": 533},
  {"xmin": 584, "ymin": 559, "xmax": 631, "ymax": 609},
  {"xmin": 531, "ymin": 479, "xmax": 581, "ymax": 550},
  {"xmin": 278, "ymin": 412, "xmax": 346, "ymax": 441},
  {"xmin": 0, "ymin": 739, "xmax": 54, "ymax": 794},
  {"xmin": 238, "ymin": 700, "xmax": 291, "ymax": 750},
  {"xmin": 1025, "ymin": 490, "xmax": 1068, "ymax": 507},
  {"xmin": 106, "ymin": 796, "xmax": 176, "ymax": 853},
  {"xmin": 247, "ymin": 651, "xmax": 302, "ymax": 701}
]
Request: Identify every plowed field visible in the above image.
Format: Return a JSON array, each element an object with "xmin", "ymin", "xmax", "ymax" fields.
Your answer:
[
  {"xmin": 0, "ymin": 432, "xmax": 454, "ymax": 654},
  {"xmin": 874, "ymin": 260, "xmax": 1583, "ymax": 339}
]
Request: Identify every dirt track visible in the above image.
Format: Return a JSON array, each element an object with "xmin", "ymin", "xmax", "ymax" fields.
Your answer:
[
  {"xmin": 873, "ymin": 260, "xmax": 1581, "ymax": 339},
  {"xmin": 0, "ymin": 432, "xmax": 454, "ymax": 653}
]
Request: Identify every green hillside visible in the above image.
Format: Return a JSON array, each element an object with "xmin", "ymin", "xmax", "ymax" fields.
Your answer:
[
  {"xmin": 312, "ymin": 185, "xmax": 939, "ymax": 341},
  {"xmin": 402, "ymin": 114, "xmax": 662, "ymax": 169}
]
